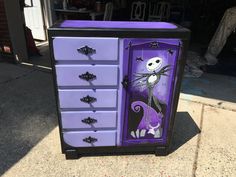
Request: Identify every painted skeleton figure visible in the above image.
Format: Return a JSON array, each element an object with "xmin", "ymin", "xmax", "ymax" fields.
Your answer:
[
  {"xmin": 133, "ymin": 57, "xmax": 171, "ymax": 113},
  {"xmin": 131, "ymin": 57, "xmax": 171, "ymax": 138}
]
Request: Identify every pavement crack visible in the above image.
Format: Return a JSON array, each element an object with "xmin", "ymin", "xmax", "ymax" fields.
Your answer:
[
  {"xmin": 19, "ymin": 63, "xmax": 52, "ymax": 74},
  {"xmin": 0, "ymin": 69, "xmax": 37, "ymax": 85},
  {"xmin": 192, "ymin": 104, "xmax": 204, "ymax": 177},
  {"xmin": 180, "ymin": 98, "xmax": 236, "ymax": 112}
]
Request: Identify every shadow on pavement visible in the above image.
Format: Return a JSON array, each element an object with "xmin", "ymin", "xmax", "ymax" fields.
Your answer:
[
  {"xmin": 0, "ymin": 67, "xmax": 57, "ymax": 176},
  {"xmin": 170, "ymin": 112, "xmax": 200, "ymax": 153},
  {"xmin": 181, "ymin": 74, "xmax": 236, "ymax": 104},
  {"xmin": 26, "ymin": 43, "xmax": 51, "ymax": 68}
]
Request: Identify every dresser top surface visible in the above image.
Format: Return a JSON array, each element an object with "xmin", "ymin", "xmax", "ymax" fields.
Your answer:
[
  {"xmin": 49, "ymin": 20, "xmax": 190, "ymax": 39},
  {"xmin": 58, "ymin": 20, "xmax": 178, "ymax": 29}
]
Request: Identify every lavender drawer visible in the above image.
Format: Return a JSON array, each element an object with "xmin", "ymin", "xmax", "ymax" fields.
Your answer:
[
  {"xmin": 61, "ymin": 111, "xmax": 117, "ymax": 129},
  {"xmin": 58, "ymin": 89, "xmax": 117, "ymax": 109},
  {"xmin": 53, "ymin": 37, "xmax": 118, "ymax": 61},
  {"xmin": 55, "ymin": 65, "xmax": 118, "ymax": 87},
  {"xmin": 63, "ymin": 131, "xmax": 116, "ymax": 147}
]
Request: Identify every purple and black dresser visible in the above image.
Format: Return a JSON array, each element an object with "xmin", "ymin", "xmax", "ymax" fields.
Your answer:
[{"xmin": 48, "ymin": 20, "xmax": 190, "ymax": 159}]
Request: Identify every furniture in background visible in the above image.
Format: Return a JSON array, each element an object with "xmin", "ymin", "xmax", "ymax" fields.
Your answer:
[
  {"xmin": 130, "ymin": 1, "xmax": 146, "ymax": 21},
  {"xmin": 54, "ymin": 2, "xmax": 113, "ymax": 21},
  {"xmin": 48, "ymin": 20, "xmax": 190, "ymax": 159},
  {"xmin": 103, "ymin": 2, "xmax": 113, "ymax": 20},
  {"xmin": 90, "ymin": 2, "xmax": 113, "ymax": 21},
  {"xmin": 54, "ymin": 8, "xmax": 93, "ymax": 20},
  {"xmin": 148, "ymin": 1, "xmax": 171, "ymax": 21}
]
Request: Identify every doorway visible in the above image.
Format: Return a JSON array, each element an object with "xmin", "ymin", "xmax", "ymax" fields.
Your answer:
[{"xmin": 24, "ymin": 0, "xmax": 47, "ymax": 41}]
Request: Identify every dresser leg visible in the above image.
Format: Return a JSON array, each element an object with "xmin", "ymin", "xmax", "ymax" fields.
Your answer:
[
  {"xmin": 65, "ymin": 149, "xmax": 78, "ymax": 159},
  {"xmin": 155, "ymin": 147, "xmax": 169, "ymax": 156}
]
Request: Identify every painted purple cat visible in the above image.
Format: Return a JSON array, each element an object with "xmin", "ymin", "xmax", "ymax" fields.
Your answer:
[{"xmin": 131, "ymin": 101, "xmax": 162, "ymax": 136}]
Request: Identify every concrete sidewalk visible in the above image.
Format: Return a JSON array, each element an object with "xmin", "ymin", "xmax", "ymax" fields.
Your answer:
[{"xmin": 0, "ymin": 62, "xmax": 236, "ymax": 177}]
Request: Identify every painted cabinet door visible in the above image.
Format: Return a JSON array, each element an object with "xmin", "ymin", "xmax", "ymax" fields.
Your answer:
[{"xmin": 122, "ymin": 39, "xmax": 181, "ymax": 146}]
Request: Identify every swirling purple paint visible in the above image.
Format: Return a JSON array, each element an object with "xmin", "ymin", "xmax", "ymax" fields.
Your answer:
[{"xmin": 131, "ymin": 101, "xmax": 162, "ymax": 131}]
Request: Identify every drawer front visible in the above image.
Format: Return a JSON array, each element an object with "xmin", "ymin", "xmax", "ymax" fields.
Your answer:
[
  {"xmin": 63, "ymin": 131, "xmax": 116, "ymax": 147},
  {"xmin": 61, "ymin": 111, "xmax": 117, "ymax": 129},
  {"xmin": 55, "ymin": 65, "xmax": 118, "ymax": 87},
  {"xmin": 58, "ymin": 89, "xmax": 117, "ymax": 109},
  {"xmin": 53, "ymin": 37, "xmax": 118, "ymax": 61}
]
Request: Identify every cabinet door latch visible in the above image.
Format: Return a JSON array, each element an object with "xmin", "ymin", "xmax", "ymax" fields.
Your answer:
[{"xmin": 122, "ymin": 75, "xmax": 129, "ymax": 89}]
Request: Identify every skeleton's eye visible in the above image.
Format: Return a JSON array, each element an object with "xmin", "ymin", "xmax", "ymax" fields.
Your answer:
[
  {"xmin": 156, "ymin": 60, "xmax": 160, "ymax": 63},
  {"xmin": 148, "ymin": 63, "xmax": 153, "ymax": 66}
]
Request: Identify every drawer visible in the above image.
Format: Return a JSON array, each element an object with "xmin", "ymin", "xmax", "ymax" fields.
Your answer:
[
  {"xmin": 61, "ymin": 111, "xmax": 117, "ymax": 129},
  {"xmin": 63, "ymin": 131, "xmax": 116, "ymax": 147},
  {"xmin": 58, "ymin": 89, "xmax": 117, "ymax": 109},
  {"xmin": 55, "ymin": 65, "xmax": 118, "ymax": 87},
  {"xmin": 53, "ymin": 37, "xmax": 118, "ymax": 61}
]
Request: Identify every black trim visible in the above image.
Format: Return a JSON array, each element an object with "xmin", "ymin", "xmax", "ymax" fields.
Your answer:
[
  {"xmin": 166, "ymin": 39, "xmax": 190, "ymax": 148},
  {"xmin": 49, "ymin": 29, "xmax": 190, "ymax": 40},
  {"xmin": 65, "ymin": 145, "xmax": 168, "ymax": 159},
  {"xmin": 48, "ymin": 34, "xmax": 66, "ymax": 153}
]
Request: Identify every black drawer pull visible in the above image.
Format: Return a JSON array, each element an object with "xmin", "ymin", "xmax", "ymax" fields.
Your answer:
[
  {"xmin": 81, "ymin": 117, "xmax": 97, "ymax": 125},
  {"xmin": 80, "ymin": 95, "xmax": 97, "ymax": 104},
  {"xmin": 79, "ymin": 71, "xmax": 96, "ymax": 81},
  {"xmin": 77, "ymin": 45, "xmax": 96, "ymax": 55},
  {"xmin": 83, "ymin": 136, "xmax": 97, "ymax": 144}
]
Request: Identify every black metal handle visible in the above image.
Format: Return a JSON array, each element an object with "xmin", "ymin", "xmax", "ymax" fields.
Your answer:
[
  {"xmin": 83, "ymin": 136, "xmax": 97, "ymax": 144},
  {"xmin": 77, "ymin": 45, "xmax": 96, "ymax": 55},
  {"xmin": 168, "ymin": 49, "xmax": 174, "ymax": 55},
  {"xmin": 122, "ymin": 75, "xmax": 129, "ymax": 89},
  {"xmin": 80, "ymin": 95, "xmax": 97, "ymax": 104},
  {"xmin": 79, "ymin": 71, "xmax": 96, "ymax": 81},
  {"xmin": 81, "ymin": 117, "xmax": 97, "ymax": 125}
]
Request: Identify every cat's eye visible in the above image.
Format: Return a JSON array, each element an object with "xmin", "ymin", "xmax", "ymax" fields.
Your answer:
[
  {"xmin": 148, "ymin": 63, "xmax": 153, "ymax": 66},
  {"xmin": 156, "ymin": 60, "xmax": 160, "ymax": 63}
]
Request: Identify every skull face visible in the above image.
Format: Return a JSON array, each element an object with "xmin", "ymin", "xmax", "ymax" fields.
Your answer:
[{"xmin": 146, "ymin": 57, "xmax": 163, "ymax": 72}]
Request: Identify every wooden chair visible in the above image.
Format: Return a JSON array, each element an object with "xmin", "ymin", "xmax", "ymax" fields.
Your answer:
[
  {"xmin": 148, "ymin": 1, "xmax": 170, "ymax": 21},
  {"xmin": 130, "ymin": 1, "xmax": 146, "ymax": 21},
  {"xmin": 90, "ymin": 2, "xmax": 113, "ymax": 21},
  {"xmin": 103, "ymin": 2, "xmax": 113, "ymax": 21}
]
